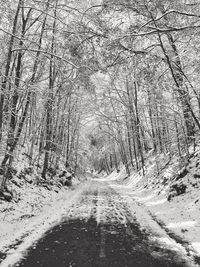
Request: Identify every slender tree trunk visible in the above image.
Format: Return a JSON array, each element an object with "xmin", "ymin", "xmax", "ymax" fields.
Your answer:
[
  {"xmin": 65, "ymin": 94, "xmax": 71, "ymax": 167},
  {"xmin": 42, "ymin": 1, "xmax": 57, "ymax": 178},
  {"xmin": 0, "ymin": 0, "xmax": 22, "ymax": 141},
  {"xmin": 134, "ymin": 82, "xmax": 145, "ymax": 175},
  {"xmin": 126, "ymin": 114, "xmax": 134, "ymax": 167}
]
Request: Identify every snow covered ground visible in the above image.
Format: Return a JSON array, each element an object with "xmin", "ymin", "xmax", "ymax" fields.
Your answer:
[
  {"xmin": 105, "ymin": 160, "xmax": 200, "ymax": 261},
  {"xmin": 0, "ymin": 180, "xmax": 87, "ymax": 265}
]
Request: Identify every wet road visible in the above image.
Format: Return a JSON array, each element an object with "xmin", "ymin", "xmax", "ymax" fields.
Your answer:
[{"xmin": 3, "ymin": 182, "xmax": 196, "ymax": 266}]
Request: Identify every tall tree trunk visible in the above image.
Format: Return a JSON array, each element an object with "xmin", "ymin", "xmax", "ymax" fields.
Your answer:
[
  {"xmin": 147, "ymin": 87, "xmax": 157, "ymax": 152},
  {"xmin": 65, "ymin": 94, "xmax": 71, "ymax": 167},
  {"xmin": 126, "ymin": 78, "xmax": 139, "ymax": 170},
  {"xmin": 134, "ymin": 81, "xmax": 145, "ymax": 175},
  {"xmin": 125, "ymin": 114, "xmax": 134, "ymax": 167},
  {"xmin": 0, "ymin": 0, "xmax": 22, "ymax": 142},
  {"xmin": 42, "ymin": 1, "xmax": 57, "ymax": 178}
]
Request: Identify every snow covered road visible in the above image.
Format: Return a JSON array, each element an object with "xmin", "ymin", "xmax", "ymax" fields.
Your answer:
[{"xmin": 0, "ymin": 180, "xmax": 199, "ymax": 267}]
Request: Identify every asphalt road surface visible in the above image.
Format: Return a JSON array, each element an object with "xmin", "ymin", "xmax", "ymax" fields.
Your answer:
[{"xmin": 4, "ymin": 181, "xmax": 197, "ymax": 267}]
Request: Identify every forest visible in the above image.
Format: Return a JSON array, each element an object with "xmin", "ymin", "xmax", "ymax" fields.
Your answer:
[
  {"xmin": 0, "ymin": 0, "xmax": 200, "ymax": 191},
  {"xmin": 1, "ymin": 1, "xmax": 200, "ymax": 266}
]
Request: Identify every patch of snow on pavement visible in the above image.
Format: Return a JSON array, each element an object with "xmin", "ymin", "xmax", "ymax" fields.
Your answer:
[
  {"xmin": 146, "ymin": 198, "xmax": 167, "ymax": 206},
  {"xmin": 192, "ymin": 243, "xmax": 200, "ymax": 254},
  {"xmin": 167, "ymin": 221, "xmax": 197, "ymax": 229}
]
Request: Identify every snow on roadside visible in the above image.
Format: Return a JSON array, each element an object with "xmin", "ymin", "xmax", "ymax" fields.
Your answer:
[
  {"xmin": 0, "ymin": 182, "xmax": 88, "ymax": 267},
  {"xmin": 101, "ymin": 149, "xmax": 200, "ymax": 261},
  {"xmin": 138, "ymin": 186, "xmax": 200, "ymax": 256},
  {"xmin": 128, "ymin": 163, "xmax": 200, "ymax": 258},
  {"xmin": 109, "ymin": 182, "xmax": 199, "ymax": 267},
  {"xmin": 104, "ymin": 166, "xmax": 200, "ymax": 265}
]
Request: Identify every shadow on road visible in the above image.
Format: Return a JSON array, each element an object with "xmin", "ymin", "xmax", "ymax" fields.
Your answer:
[{"xmin": 15, "ymin": 217, "xmax": 188, "ymax": 267}]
